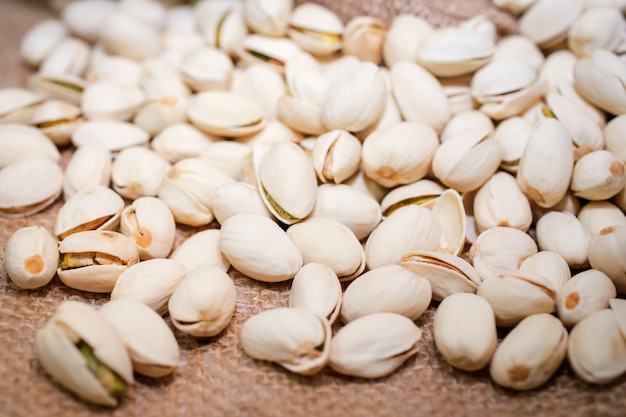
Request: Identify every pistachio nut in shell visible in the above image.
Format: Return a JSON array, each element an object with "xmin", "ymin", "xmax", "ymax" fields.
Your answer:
[
  {"xmin": 169, "ymin": 228, "xmax": 230, "ymax": 273},
  {"xmin": 434, "ymin": 293, "xmax": 496, "ymax": 371},
  {"xmin": 312, "ymin": 129, "xmax": 361, "ymax": 184},
  {"xmin": 19, "ymin": 18, "xmax": 67, "ymax": 67},
  {"xmin": 111, "ymin": 146, "xmax": 172, "ymax": 200},
  {"xmin": 577, "ymin": 200, "xmax": 626, "ymax": 237},
  {"xmin": 490, "ymin": 313, "xmax": 568, "ymax": 391},
  {"xmin": 536, "ymin": 211, "xmax": 591, "ymax": 269},
  {"xmin": 556, "ymin": 269, "xmax": 616, "ymax": 328},
  {"xmin": 518, "ymin": 0, "xmax": 584, "ymax": 49},
  {"xmin": 243, "ymin": 0, "xmax": 292, "ymax": 37},
  {"xmin": 220, "ymin": 213, "xmax": 302, "ymax": 282},
  {"xmin": 341, "ymin": 264, "xmax": 431, "ymax": 323},
  {"xmin": 570, "ymin": 150, "xmax": 625, "ymax": 201},
  {"xmin": 110, "ymin": 258, "xmax": 187, "ymax": 315},
  {"xmin": 519, "ymin": 251, "xmax": 571, "ymax": 293},
  {"xmin": 329, "ymin": 312, "xmax": 422, "ymax": 379},
  {"xmin": 241, "ymin": 307, "xmax": 331, "ymax": 376},
  {"xmin": 4, "ymin": 226, "xmax": 59, "ymax": 289},
  {"xmin": 383, "ymin": 14, "xmax": 432, "ymax": 68},
  {"xmin": 168, "ymin": 265, "xmax": 236, "ymax": 338},
  {"xmin": 120, "ymin": 196, "xmax": 176, "ymax": 260},
  {"xmin": 568, "ymin": 308, "xmax": 626, "ymax": 384},
  {"xmin": 35, "ymin": 301, "xmax": 134, "ymax": 406},
  {"xmin": 62, "ymin": 142, "xmax": 112, "ymax": 200},
  {"xmin": 99, "ymin": 299, "xmax": 179, "ymax": 378},
  {"xmin": 342, "ymin": 16, "xmax": 386, "ymax": 64},
  {"xmin": 287, "ymin": 3, "xmax": 343, "ymax": 57},
  {"xmin": 588, "ymin": 225, "xmax": 626, "ymax": 293},
  {"xmin": 58, "ymin": 230, "xmax": 140, "ymax": 293},
  {"xmin": 289, "ymin": 263, "xmax": 342, "ymax": 325},
  {"xmin": 573, "ymin": 49, "xmax": 626, "ymax": 116},
  {"xmin": 0, "ymin": 122, "xmax": 59, "ymax": 169}
]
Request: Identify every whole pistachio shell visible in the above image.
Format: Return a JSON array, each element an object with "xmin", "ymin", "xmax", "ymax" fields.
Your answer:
[
  {"xmin": 578, "ymin": 201, "xmax": 626, "ymax": 236},
  {"xmin": 519, "ymin": 251, "xmax": 571, "ymax": 293},
  {"xmin": 0, "ymin": 123, "xmax": 59, "ymax": 169},
  {"xmin": 99, "ymin": 299, "xmax": 179, "ymax": 378},
  {"xmin": 536, "ymin": 211, "xmax": 591, "ymax": 269},
  {"xmin": 35, "ymin": 301, "xmax": 134, "ymax": 406},
  {"xmin": 588, "ymin": 225, "xmax": 626, "ymax": 293},
  {"xmin": 490, "ymin": 313, "xmax": 568, "ymax": 390},
  {"xmin": 556, "ymin": 269, "xmax": 616, "ymax": 327},
  {"xmin": 120, "ymin": 196, "xmax": 176, "ymax": 260},
  {"xmin": 169, "ymin": 228, "xmax": 230, "ymax": 273},
  {"xmin": 289, "ymin": 263, "xmax": 342, "ymax": 325},
  {"xmin": 4, "ymin": 226, "xmax": 59, "ymax": 289},
  {"xmin": 434, "ymin": 293, "xmax": 496, "ymax": 371},
  {"xmin": 573, "ymin": 49, "xmax": 626, "ymax": 116},
  {"xmin": 168, "ymin": 264, "xmax": 237, "ymax": 337}
]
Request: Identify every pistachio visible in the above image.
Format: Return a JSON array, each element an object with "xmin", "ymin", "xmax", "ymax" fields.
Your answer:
[
  {"xmin": 536, "ymin": 211, "xmax": 591, "ymax": 269},
  {"xmin": 20, "ymin": 19, "xmax": 68, "ymax": 67},
  {"xmin": 168, "ymin": 265, "xmax": 237, "ymax": 337},
  {"xmin": 341, "ymin": 264, "xmax": 432, "ymax": 323},
  {"xmin": 570, "ymin": 150, "xmax": 625, "ymax": 201},
  {"xmin": 312, "ymin": 129, "xmax": 361, "ymax": 184},
  {"xmin": 490, "ymin": 313, "xmax": 568, "ymax": 390},
  {"xmin": 120, "ymin": 196, "xmax": 176, "ymax": 260},
  {"xmin": 329, "ymin": 312, "xmax": 422, "ymax": 379},
  {"xmin": 342, "ymin": 16, "xmax": 386, "ymax": 64},
  {"xmin": 99, "ymin": 299, "xmax": 179, "ymax": 378},
  {"xmin": 35, "ymin": 301, "xmax": 134, "ymax": 406},
  {"xmin": 288, "ymin": 263, "xmax": 342, "ymax": 325},
  {"xmin": 556, "ymin": 269, "xmax": 616, "ymax": 327},
  {"xmin": 519, "ymin": 0, "xmax": 584, "ymax": 49},
  {"xmin": 111, "ymin": 146, "xmax": 171, "ymax": 200},
  {"xmin": 287, "ymin": 3, "xmax": 343, "ymax": 57},
  {"xmin": 4, "ymin": 226, "xmax": 59, "ymax": 289},
  {"xmin": 587, "ymin": 225, "xmax": 626, "ymax": 293},
  {"xmin": 519, "ymin": 251, "xmax": 571, "ymax": 293},
  {"xmin": 243, "ymin": 0, "xmax": 292, "ymax": 37},
  {"xmin": 0, "ymin": 123, "xmax": 60, "ymax": 169},
  {"xmin": 241, "ymin": 307, "xmax": 331, "ymax": 375},
  {"xmin": 62, "ymin": 142, "xmax": 112, "ymax": 200},
  {"xmin": 169, "ymin": 228, "xmax": 230, "ymax": 273},
  {"xmin": 577, "ymin": 201, "xmax": 626, "ymax": 236},
  {"xmin": 434, "ymin": 293, "xmax": 497, "ymax": 371},
  {"xmin": 383, "ymin": 14, "xmax": 432, "ymax": 68}
]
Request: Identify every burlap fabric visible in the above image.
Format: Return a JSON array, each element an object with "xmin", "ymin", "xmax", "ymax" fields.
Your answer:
[{"xmin": 0, "ymin": 1, "xmax": 625, "ymax": 416}]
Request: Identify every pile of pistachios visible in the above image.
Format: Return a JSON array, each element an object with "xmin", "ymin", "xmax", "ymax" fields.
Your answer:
[{"xmin": 2, "ymin": 0, "xmax": 626, "ymax": 406}]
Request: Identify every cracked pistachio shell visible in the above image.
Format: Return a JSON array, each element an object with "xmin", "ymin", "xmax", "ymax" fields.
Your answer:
[
  {"xmin": 132, "ymin": 93, "xmax": 189, "ymax": 137},
  {"xmin": 490, "ymin": 313, "xmax": 567, "ymax": 390},
  {"xmin": 401, "ymin": 251, "xmax": 481, "ymax": 301},
  {"xmin": 287, "ymin": 3, "xmax": 343, "ymax": 56},
  {"xmin": 81, "ymin": 81, "xmax": 144, "ymax": 121},
  {"xmin": 243, "ymin": 0, "xmax": 292, "ymax": 36},
  {"xmin": 362, "ymin": 121, "xmax": 439, "ymax": 189},
  {"xmin": 383, "ymin": 14, "xmax": 432, "ymax": 68},
  {"xmin": 57, "ymin": 230, "xmax": 139, "ymax": 293},
  {"xmin": 439, "ymin": 74, "xmax": 476, "ymax": 116},
  {"xmin": 20, "ymin": 19, "xmax": 68, "ymax": 67},
  {"xmin": 571, "ymin": 150, "xmax": 625, "ymax": 200},
  {"xmin": 55, "ymin": 185, "xmax": 124, "ymax": 240},
  {"xmin": 27, "ymin": 73, "xmax": 85, "ymax": 106},
  {"xmin": 493, "ymin": 116, "xmax": 532, "ymax": 173},
  {"xmin": 492, "ymin": 35, "xmax": 544, "ymax": 71},
  {"xmin": 180, "ymin": 46, "xmax": 234, "ymax": 92},
  {"xmin": 0, "ymin": 88, "xmax": 44, "ymax": 124},
  {"xmin": 196, "ymin": 0, "xmax": 248, "ymax": 58},
  {"xmin": 86, "ymin": 55, "xmax": 143, "ymax": 86},
  {"xmin": 390, "ymin": 61, "xmax": 450, "ymax": 133},
  {"xmin": 289, "ymin": 263, "xmax": 342, "ymax": 325},
  {"xmin": 72, "ymin": 120, "xmax": 150, "ymax": 153},
  {"xmin": 605, "ymin": 114, "xmax": 626, "ymax": 162},
  {"xmin": 432, "ymin": 127, "xmax": 502, "ymax": 193},
  {"xmin": 99, "ymin": 299, "xmax": 179, "ymax": 378},
  {"xmin": 416, "ymin": 28, "xmax": 494, "ymax": 77},
  {"xmin": 220, "ymin": 213, "xmax": 302, "ymax": 282},
  {"xmin": 120, "ymin": 196, "xmax": 176, "ymax": 260},
  {"xmin": 61, "ymin": 0, "xmax": 117, "ymax": 43},
  {"xmin": 342, "ymin": 16, "xmax": 386, "ymax": 64},
  {"xmin": 578, "ymin": 201, "xmax": 626, "ymax": 236},
  {"xmin": 0, "ymin": 157, "xmax": 63, "ymax": 218},
  {"xmin": 286, "ymin": 217, "xmax": 365, "ymax": 281},
  {"xmin": 140, "ymin": 58, "xmax": 190, "ymax": 101},
  {"xmin": 516, "ymin": 118, "xmax": 574, "ymax": 208},
  {"xmin": 111, "ymin": 146, "xmax": 171, "ymax": 200},
  {"xmin": 312, "ymin": 129, "xmax": 361, "ymax": 184},
  {"xmin": 379, "ymin": 179, "xmax": 444, "ymax": 218},
  {"xmin": 257, "ymin": 141, "xmax": 317, "ymax": 224},
  {"xmin": 237, "ymin": 34, "xmax": 300, "ymax": 73},
  {"xmin": 158, "ymin": 157, "xmax": 235, "ymax": 226},
  {"xmin": 543, "ymin": 92, "xmax": 604, "ymax": 158},
  {"xmin": 231, "ymin": 64, "xmax": 286, "ymax": 120},
  {"xmin": 440, "ymin": 110, "xmax": 494, "ymax": 143},
  {"xmin": 63, "ymin": 142, "xmax": 112, "ymax": 200},
  {"xmin": 329, "ymin": 312, "xmax": 422, "ymax": 379},
  {"xmin": 110, "ymin": 258, "xmax": 186, "ymax": 315},
  {"xmin": 151, "ymin": 123, "xmax": 219, "ymax": 164},
  {"xmin": 321, "ymin": 62, "xmax": 386, "ymax": 132},
  {"xmin": 588, "ymin": 225, "xmax": 626, "ymax": 293},
  {"xmin": 434, "ymin": 293, "xmax": 497, "ymax": 371},
  {"xmin": 211, "ymin": 181, "xmax": 272, "ymax": 225},
  {"xmin": 241, "ymin": 307, "xmax": 331, "ymax": 375},
  {"xmin": 519, "ymin": 0, "xmax": 584, "ymax": 49},
  {"xmin": 431, "ymin": 189, "xmax": 466, "ymax": 256},
  {"xmin": 573, "ymin": 49, "xmax": 626, "ymax": 116},
  {"xmin": 168, "ymin": 265, "xmax": 236, "ymax": 337},
  {"xmin": 568, "ymin": 308, "xmax": 626, "ymax": 384},
  {"xmin": 35, "ymin": 301, "xmax": 134, "ymax": 406},
  {"xmin": 39, "ymin": 36, "xmax": 90, "ymax": 78},
  {"xmin": 312, "ymin": 183, "xmax": 382, "ymax": 241},
  {"xmin": 0, "ymin": 123, "xmax": 59, "ymax": 169},
  {"xmin": 568, "ymin": 7, "xmax": 626, "ymax": 57},
  {"xmin": 187, "ymin": 91, "xmax": 266, "ymax": 137},
  {"xmin": 341, "ymin": 264, "xmax": 432, "ymax": 323},
  {"xmin": 365, "ymin": 205, "xmax": 441, "ymax": 270},
  {"xmin": 519, "ymin": 251, "xmax": 571, "ymax": 293},
  {"xmin": 556, "ymin": 269, "xmax": 616, "ymax": 327},
  {"xmin": 5, "ymin": 226, "xmax": 59, "ymax": 289},
  {"xmin": 31, "ymin": 99, "xmax": 82, "ymax": 146},
  {"xmin": 170, "ymin": 229, "xmax": 229, "ymax": 273},
  {"xmin": 477, "ymin": 269, "xmax": 557, "ymax": 327},
  {"xmin": 101, "ymin": 12, "xmax": 162, "ymax": 61},
  {"xmin": 469, "ymin": 226, "xmax": 538, "ymax": 281},
  {"xmin": 473, "ymin": 171, "xmax": 532, "ymax": 234},
  {"xmin": 536, "ymin": 211, "xmax": 591, "ymax": 269}
]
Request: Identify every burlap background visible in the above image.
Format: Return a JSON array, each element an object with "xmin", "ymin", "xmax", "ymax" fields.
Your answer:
[{"xmin": 0, "ymin": 1, "xmax": 624, "ymax": 416}]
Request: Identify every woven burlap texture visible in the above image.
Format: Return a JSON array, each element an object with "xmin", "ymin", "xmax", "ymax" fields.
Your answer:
[{"xmin": 0, "ymin": 1, "xmax": 624, "ymax": 416}]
